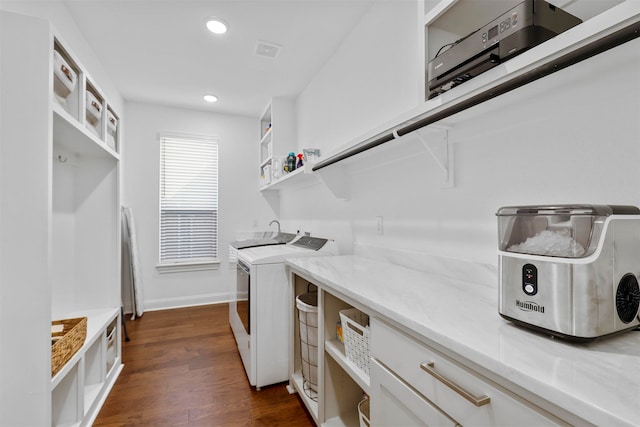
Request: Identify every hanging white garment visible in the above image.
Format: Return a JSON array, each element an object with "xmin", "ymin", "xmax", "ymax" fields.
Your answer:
[{"xmin": 122, "ymin": 206, "xmax": 144, "ymax": 318}]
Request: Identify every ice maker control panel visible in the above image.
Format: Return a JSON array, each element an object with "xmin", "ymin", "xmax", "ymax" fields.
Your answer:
[{"xmin": 522, "ymin": 264, "xmax": 538, "ymax": 296}]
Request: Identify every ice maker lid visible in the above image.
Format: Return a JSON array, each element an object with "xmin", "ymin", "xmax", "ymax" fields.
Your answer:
[
  {"xmin": 496, "ymin": 205, "xmax": 640, "ymax": 217},
  {"xmin": 496, "ymin": 204, "xmax": 640, "ymax": 258}
]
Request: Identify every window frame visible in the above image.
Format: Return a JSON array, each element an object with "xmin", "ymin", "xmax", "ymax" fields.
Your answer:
[{"xmin": 156, "ymin": 132, "xmax": 220, "ymax": 273}]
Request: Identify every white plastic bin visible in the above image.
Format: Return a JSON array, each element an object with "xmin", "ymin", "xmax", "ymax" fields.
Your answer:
[
  {"xmin": 53, "ymin": 50, "xmax": 77, "ymax": 111},
  {"xmin": 296, "ymin": 292, "xmax": 318, "ymax": 399},
  {"xmin": 107, "ymin": 109, "xmax": 118, "ymax": 150},
  {"xmin": 85, "ymin": 89, "xmax": 102, "ymax": 136}
]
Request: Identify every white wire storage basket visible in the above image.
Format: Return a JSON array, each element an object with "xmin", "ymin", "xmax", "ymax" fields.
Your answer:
[
  {"xmin": 358, "ymin": 395, "xmax": 371, "ymax": 427},
  {"xmin": 296, "ymin": 292, "xmax": 318, "ymax": 400},
  {"xmin": 339, "ymin": 308, "xmax": 370, "ymax": 376}
]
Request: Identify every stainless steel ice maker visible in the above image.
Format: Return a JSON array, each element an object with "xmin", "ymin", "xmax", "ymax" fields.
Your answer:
[{"xmin": 497, "ymin": 205, "xmax": 640, "ymax": 341}]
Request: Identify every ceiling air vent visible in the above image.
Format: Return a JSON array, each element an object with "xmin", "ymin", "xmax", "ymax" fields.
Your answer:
[{"xmin": 254, "ymin": 40, "xmax": 281, "ymax": 59}]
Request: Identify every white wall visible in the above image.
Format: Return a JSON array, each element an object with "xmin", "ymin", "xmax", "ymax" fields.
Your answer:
[
  {"xmin": 123, "ymin": 102, "xmax": 275, "ymax": 310},
  {"xmin": 296, "ymin": 0, "xmax": 421, "ymax": 154},
  {"xmin": 284, "ymin": 0, "xmax": 640, "ymax": 269},
  {"xmin": 279, "ymin": 0, "xmax": 420, "ymax": 254}
]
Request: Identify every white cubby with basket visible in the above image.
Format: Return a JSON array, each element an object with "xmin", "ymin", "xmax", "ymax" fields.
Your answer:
[{"xmin": 339, "ymin": 308, "xmax": 371, "ymax": 376}]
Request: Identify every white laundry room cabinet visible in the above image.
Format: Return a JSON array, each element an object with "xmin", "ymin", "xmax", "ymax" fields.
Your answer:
[{"xmin": 1, "ymin": 11, "xmax": 123, "ymax": 427}]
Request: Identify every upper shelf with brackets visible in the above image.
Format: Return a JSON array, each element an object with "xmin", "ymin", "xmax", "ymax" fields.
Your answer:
[{"xmin": 312, "ymin": 0, "xmax": 640, "ymax": 173}]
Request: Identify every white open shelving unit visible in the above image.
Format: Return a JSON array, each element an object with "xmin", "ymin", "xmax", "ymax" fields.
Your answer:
[
  {"xmin": 258, "ymin": 97, "xmax": 297, "ymax": 189},
  {"xmin": 51, "ymin": 29, "xmax": 123, "ymax": 427},
  {"xmin": 289, "ymin": 272, "xmax": 371, "ymax": 427},
  {"xmin": 261, "ymin": 163, "xmax": 318, "ymax": 191},
  {"xmin": 1, "ymin": 11, "xmax": 122, "ymax": 426}
]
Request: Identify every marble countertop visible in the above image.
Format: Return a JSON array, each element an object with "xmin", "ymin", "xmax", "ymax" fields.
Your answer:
[{"xmin": 286, "ymin": 255, "xmax": 640, "ymax": 426}]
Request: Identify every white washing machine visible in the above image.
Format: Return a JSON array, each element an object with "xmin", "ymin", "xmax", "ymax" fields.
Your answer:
[
  {"xmin": 229, "ymin": 236, "xmax": 337, "ymax": 389},
  {"xmin": 228, "ymin": 232, "xmax": 296, "ymax": 264}
]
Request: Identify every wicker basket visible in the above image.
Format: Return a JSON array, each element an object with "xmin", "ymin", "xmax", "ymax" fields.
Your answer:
[
  {"xmin": 51, "ymin": 317, "xmax": 87, "ymax": 377},
  {"xmin": 339, "ymin": 308, "xmax": 370, "ymax": 376}
]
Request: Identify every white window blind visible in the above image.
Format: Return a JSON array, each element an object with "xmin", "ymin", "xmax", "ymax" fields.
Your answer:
[{"xmin": 159, "ymin": 134, "xmax": 218, "ymax": 265}]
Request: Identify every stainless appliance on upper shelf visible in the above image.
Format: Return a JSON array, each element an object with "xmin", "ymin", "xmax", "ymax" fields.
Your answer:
[
  {"xmin": 497, "ymin": 204, "xmax": 640, "ymax": 342},
  {"xmin": 427, "ymin": 0, "xmax": 582, "ymax": 99}
]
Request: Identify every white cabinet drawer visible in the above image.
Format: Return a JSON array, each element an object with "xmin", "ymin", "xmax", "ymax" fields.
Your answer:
[
  {"xmin": 371, "ymin": 319, "xmax": 563, "ymax": 426},
  {"xmin": 371, "ymin": 358, "xmax": 460, "ymax": 426}
]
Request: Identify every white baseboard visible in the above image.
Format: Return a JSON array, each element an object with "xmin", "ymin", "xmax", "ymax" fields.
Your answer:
[{"xmin": 142, "ymin": 292, "xmax": 233, "ymax": 312}]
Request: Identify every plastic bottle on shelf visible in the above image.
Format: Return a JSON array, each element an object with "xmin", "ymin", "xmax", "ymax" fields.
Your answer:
[
  {"xmin": 273, "ymin": 157, "xmax": 283, "ymax": 179},
  {"xmin": 286, "ymin": 152, "xmax": 296, "ymax": 173},
  {"xmin": 296, "ymin": 153, "xmax": 304, "ymax": 168}
]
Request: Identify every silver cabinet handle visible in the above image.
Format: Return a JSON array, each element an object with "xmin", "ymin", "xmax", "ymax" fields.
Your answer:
[{"xmin": 420, "ymin": 362, "xmax": 491, "ymax": 407}]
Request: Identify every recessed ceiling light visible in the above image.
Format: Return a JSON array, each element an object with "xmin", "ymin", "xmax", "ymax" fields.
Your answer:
[
  {"xmin": 205, "ymin": 17, "xmax": 228, "ymax": 34},
  {"xmin": 203, "ymin": 94, "xmax": 218, "ymax": 103}
]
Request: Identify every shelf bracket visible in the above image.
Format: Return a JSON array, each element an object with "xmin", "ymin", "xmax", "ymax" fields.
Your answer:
[
  {"xmin": 315, "ymin": 164, "xmax": 349, "ymax": 200},
  {"xmin": 396, "ymin": 126, "xmax": 453, "ymax": 188}
]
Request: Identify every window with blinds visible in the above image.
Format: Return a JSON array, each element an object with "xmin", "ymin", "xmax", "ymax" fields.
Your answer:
[{"xmin": 159, "ymin": 134, "xmax": 218, "ymax": 265}]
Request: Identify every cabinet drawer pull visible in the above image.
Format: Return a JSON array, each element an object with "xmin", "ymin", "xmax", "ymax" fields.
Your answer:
[{"xmin": 420, "ymin": 362, "xmax": 491, "ymax": 407}]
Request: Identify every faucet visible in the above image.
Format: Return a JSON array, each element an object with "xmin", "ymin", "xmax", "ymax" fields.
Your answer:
[{"xmin": 269, "ymin": 219, "xmax": 281, "ymax": 234}]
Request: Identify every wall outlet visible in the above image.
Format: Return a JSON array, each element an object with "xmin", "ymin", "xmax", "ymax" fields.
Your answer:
[{"xmin": 376, "ymin": 216, "xmax": 384, "ymax": 235}]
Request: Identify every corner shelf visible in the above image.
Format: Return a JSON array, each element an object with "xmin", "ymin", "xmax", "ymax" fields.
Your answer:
[
  {"xmin": 259, "ymin": 163, "xmax": 318, "ymax": 192},
  {"xmin": 259, "ymin": 159, "xmax": 352, "ymax": 200},
  {"xmin": 257, "ymin": 97, "xmax": 297, "ymax": 187}
]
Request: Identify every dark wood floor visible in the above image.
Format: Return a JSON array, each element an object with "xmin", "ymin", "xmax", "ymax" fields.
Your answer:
[{"xmin": 94, "ymin": 304, "xmax": 314, "ymax": 426}]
